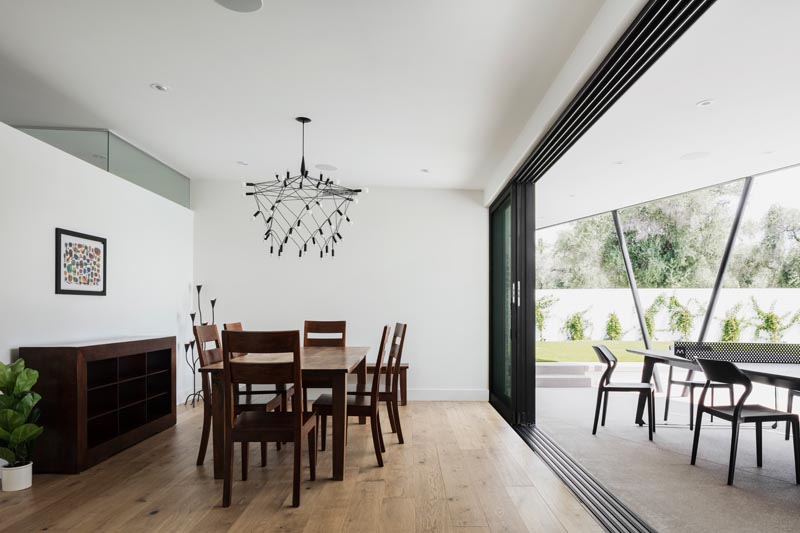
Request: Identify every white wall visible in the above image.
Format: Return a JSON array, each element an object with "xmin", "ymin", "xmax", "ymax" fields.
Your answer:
[
  {"xmin": 192, "ymin": 181, "xmax": 489, "ymax": 400},
  {"xmin": 0, "ymin": 122, "xmax": 195, "ymax": 398}
]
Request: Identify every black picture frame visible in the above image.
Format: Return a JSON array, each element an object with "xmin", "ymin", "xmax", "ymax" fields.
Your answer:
[{"xmin": 55, "ymin": 228, "xmax": 107, "ymax": 296}]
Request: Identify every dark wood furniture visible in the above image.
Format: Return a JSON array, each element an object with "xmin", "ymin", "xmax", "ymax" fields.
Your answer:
[
  {"xmin": 316, "ymin": 326, "xmax": 390, "ymax": 466},
  {"xmin": 193, "ymin": 324, "xmax": 281, "ymax": 468},
  {"xmin": 19, "ymin": 336, "xmax": 176, "ymax": 474},
  {"xmin": 367, "ymin": 362, "xmax": 409, "ymax": 406},
  {"xmin": 200, "ymin": 344, "xmax": 368, "ymax": 481},
  {"xmin": 302, "ymin": 320, "xmax": 346, "ymax": 410},
  {"xmin": 690, "ymin": 358, "xmax": 800, "ymax": 485},
  {"xmin": 592, "ymin": 345, "xmax": 655, "ymax": 440},
  {"xmin": 349, "ymin": 323, "xmax": 407, "ymax": 444},
  {"xmin": 663, "ymin": 365, "xmax": 734, "ymax": 430},
  {"xmin": 221, "ymin": 330, "xmax": 317, "ymax": 508}
]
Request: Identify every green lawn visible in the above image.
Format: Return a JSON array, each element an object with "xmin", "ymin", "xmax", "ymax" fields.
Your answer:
[{"xmin": 535, "ymin": 340, "xmax": 671, "ymax": 363}]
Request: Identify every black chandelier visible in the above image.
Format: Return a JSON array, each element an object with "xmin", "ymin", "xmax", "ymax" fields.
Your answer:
[{"xmin": 243, "ymin": 117, "xmax": 362, "ymax": 258}]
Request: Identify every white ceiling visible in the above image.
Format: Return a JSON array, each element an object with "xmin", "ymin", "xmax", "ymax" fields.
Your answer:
[
  {"xmin": 535, "ymin": 0, "xmax": 800, "ymax": 228},
  {"xmin": 0, "ymin": 0, "xmax": 604, "ymax": 189}
]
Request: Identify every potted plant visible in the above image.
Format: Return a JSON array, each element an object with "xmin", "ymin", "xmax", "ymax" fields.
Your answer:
[{"xmin": 0, "ymin": 359, "xmax": 43, "ymax": 491}]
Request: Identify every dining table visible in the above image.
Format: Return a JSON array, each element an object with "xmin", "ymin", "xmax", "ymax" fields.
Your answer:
[
  {"xmin": 628, "ymin": 348, "xmax": 800, "ymax": 425},
  {"xmin": 199, "ymin": 345, "xmax": 370, "ymax": 481}
]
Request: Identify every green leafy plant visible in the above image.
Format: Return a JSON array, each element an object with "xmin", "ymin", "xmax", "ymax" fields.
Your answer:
[
  {"xmin": 605, "ymin": 312, "xmax": 623, "ymax": 341},
  {"xmin": 666, "ymin": 296, "xmax": 705, "ymax": 341},
  {"xmin": 644, "ymin": 294, "xmax": 666, "ymax": 339},
  {"xmin": 0, "ymin": 359, "xmax": 43, "ymax": 467},
  {"xmin": 751, "ymin": 298, "xmax": 800, "ymax": 343},
  {"xmin": 562, "ymin": 310, "xmax": 590, "ymax": 341},
  {"xmin": 535, "ymin": 295, "xmax": 558, "ymax": 341},
  {"xmin": 720, "ymin": 303, "xmax": 746, "ymax": 342}
]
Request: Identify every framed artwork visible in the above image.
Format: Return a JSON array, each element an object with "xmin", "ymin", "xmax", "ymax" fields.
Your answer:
[{"xmin": 55, "ymin": 228, "xmax": 107, "ymax": 296}]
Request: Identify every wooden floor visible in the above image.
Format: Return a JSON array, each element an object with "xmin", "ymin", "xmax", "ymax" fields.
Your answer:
[{"xmin": 1, "ymin": 402, "xmax": 600, "ymax": 532}]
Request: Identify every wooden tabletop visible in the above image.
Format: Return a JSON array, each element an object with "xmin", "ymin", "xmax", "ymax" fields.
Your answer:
[{"xmin": 199, "ymin": 345, "xmax": 370, "ymax": 374}]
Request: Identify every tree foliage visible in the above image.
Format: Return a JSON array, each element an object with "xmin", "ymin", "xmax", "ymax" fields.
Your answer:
[
  {"xmin": 605, "ymin": 312, "xmax": 623, "ymax": 341},
  {"xmin": 751, "ymin": 297, "xmax": 800, "ymax": 342},
  {"xmin": 534, "ymin": 295, "xmax": 558, "ymax": 341},
  {"xmin": 720, "ymin": 303, "xmax": 746, "ymax": 342},
  {"xmin": 562, "ymin": 310, "xmax": 590, "ymax": 341}
]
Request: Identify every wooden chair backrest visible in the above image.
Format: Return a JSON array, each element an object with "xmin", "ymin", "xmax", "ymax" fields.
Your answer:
[
  {"xmin": 303, "ymin": 320, "xmax": 346, "ymax": 347},
  {"xmin": 371, "ymin": 326, "xmax": 391, "ymax": 403},
  {"xmin": 223, "ymin": 322, "xmax": 245, "ymax": 357},
  {"xmin": 221, "ymin": 330, "xmax": 303, "ymax": 430},
  {"xmin": 384, "ymin": 323, "xmax": 408, "ymax": 393},
  {"xmin": 194, "ymin": 324, "xmax": 222, "ymax": 399}
]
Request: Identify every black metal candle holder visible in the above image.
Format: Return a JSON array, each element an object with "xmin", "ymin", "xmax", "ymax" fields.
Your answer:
[{"xmin": 183, "ymin": 339, "xmax": 203, "ymax": 407}]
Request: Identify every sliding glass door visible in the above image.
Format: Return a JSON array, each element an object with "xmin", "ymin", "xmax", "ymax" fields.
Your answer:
[{"xmin": 490, "ymin": 192, "xmax": 513, "ymax": 419}]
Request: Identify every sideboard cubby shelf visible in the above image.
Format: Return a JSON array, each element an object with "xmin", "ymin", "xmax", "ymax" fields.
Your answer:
[{"xmin": 20, "ymin": 337, "xmax": 176, "ymax": 474}]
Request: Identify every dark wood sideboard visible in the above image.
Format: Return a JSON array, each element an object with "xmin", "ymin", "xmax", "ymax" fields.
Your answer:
[{"xmin": 19, "ymin": 336, "xmax": 176, "ymax": 474}]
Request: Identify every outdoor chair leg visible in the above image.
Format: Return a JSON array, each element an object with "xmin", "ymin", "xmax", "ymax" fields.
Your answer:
[
  {"xmin": 601, "ymin": 391, "xmax": 609, "ymax": 427},
  {"xmin": 592, "ymin": 388, "xmax": 603, "ymax": 435},
  {"xmin": 647, "ymin": 391, "xmax": 653, "ymax": 441},
  {"xmin": 691, "ymin": 408, "xmax": 703, "ymax": 465},
  {"xmin": 689, "ymin": 386, "xmax": 695, "ymax": 431},
  {"xmin": 791, "ymin": 418, "xmax": 800, "ymax": 484},
  {"xmin": 728, "ymin": 421, "xmax": 741, "ymax": 485},
  {"xmin": 756, "ymin": 421, "xmax": 763, "ymax": 467},
  {"xmin": 664, "ymin": 366, "xmax": 674, "ymax": 421},
  {"xmin": 710, "ymin": 388, "xmax": 715, "ymax": 423},
  {"xmin": 787, "ymin": 392, "xmax": 795, "ymax": 441}
]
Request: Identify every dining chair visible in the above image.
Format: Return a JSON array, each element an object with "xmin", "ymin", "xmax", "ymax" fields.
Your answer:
[
  {"xmin": 786, "ymin": 390, "xmax": 800, "ymax": 440},
  {"xmin": 347, "ymin": 322, "xmax": 407, "ymax": 445},
  {"xmin": 691, "ymin": 358, "xmax": 800, "ymax": 485},
  {"xmin": 663, "ymin": 365, "xmax": 735, "ymax": 429},
  {"xmin": 592, "ymin": 345, "xmax": 655, "ymax": 440},
  {"xmin": 224, "ymin": 321, "xmax": 294, "ymax": 413},
  {"xmin": 193, "ymin": 324, "xmax": 281, "ymax": 467},
  {"xmin": 302, "ymin": 320, "xmax": 346, "ymax": 409},
  {"xmin": 314, "ymin": 325, "xmax": 390, "ymax": 466},
  {"xmin": 221, "ymin": 329, "xmax": 317, "ymax": 508}
]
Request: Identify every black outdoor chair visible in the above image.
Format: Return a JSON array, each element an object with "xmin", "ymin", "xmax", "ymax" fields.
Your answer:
[
  {"xmin": 592, "ymin": 345, "xmax": 655, "ymax": 440},
  {"xmin": 787, "ymin": 389, "xmax": 800, "ymax": 440},
  {"xmin": 690, "ymin": 358, "xmax": 800, "ymax": 485},
  {"xmin": 663, "ymin": 366, "xmax": 735, "ymax": 430}
]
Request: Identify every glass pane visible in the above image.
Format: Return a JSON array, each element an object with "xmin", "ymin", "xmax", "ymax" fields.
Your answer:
[
  {"xmin": 714, "ymin": 167, "xmax": 800, "ymax": 343},
  {"xmin": 18, "ymin": 127, "xmax": 108, "ymax": 170},
  {"xmin": 490, "ymin": 197, "xmax": 512, "ymax": 406}
]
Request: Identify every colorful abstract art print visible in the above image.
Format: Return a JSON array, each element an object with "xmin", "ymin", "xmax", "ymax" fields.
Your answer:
[{"xmin": 55, "ymin": 228, "xmax": 107, "ymax": 295}]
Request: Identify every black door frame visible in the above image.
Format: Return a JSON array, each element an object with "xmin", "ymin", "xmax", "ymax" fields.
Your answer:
[{"xmin": 489, "ymin": 183, "xmax": 536, "ymax": 424}]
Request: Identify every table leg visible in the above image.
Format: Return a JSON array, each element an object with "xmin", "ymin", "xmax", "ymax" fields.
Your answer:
[
  {"xmin": 400, "ymin": 368, "xmax": 408, "ymax": 406},
  {"xmin": 331, "ymin": 373, "xmax": 347, "ymax": 481},
  {"xmin": 211, "ymin": 373, "xmax": 225, "ymax": 479},
  {"xmin": 635, "ymin": 358, "xmax": 655, "ymax": 426},
  {"xmin": 357, "ymin": 358, "xmax": 367, "ymax": 425}
]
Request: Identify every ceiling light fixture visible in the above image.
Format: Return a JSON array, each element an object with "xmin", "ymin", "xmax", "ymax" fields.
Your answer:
[
  {"xmin": 243, "ymin": 117, "xmax": 362, "ymax": 258},
  {"xmin": 420, "ymin": 168, "xmax": 430, "ymax": 174},
  {"xmin": 150, "ymin": 83, "xmax": 170, "ymax": 92},
  {"xmin": 695, "ymin": 99, "xmax": 715, "ymax": 107},
  {"xmin": 214, "ymin": 0, "xmax": 263, "ymax": 13},
  {"xmin": 237, "ymin": 160, "xmax": 249, "ymax": 166}
]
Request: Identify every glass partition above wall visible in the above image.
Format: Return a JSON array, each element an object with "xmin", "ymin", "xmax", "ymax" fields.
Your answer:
[{"xmin": 15, "ymin": 127, "xmax": 190, "ymax": 207}]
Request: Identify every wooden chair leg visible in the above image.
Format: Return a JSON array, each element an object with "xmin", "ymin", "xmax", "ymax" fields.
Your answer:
[
  {"xmin": 241, "ymin": 442, "xmax": 249, "ymax": 481},
  {"xmin": 376, "ymin": 412, "xmax": 386, "ymax": 453},
  {"xmin": 293, "ymin": 435, "xmax": 302, "ymax": 507},
  {"xmin": 664, "ymin": 366, "xmax": 673, "ymax": 421},
  {"xmin": 308, "ymin": 429, "xmax": 317, "ymax": 481},
  {"xmin": 756, "ymin": 421, "xmax": 763, "ymax": 467},
  {"xmin": 261, "ymin": 442, "xmax": 267, "ymax": 467},
  {"xmin": 787, "ymin": 392, "xmax": 795, "ymax": 441},
  {"xmin": 370, "ymin": 416, "xmax": 384, "ymax": 467},
  {"xmin": 392, "ymin": 400, "xmax": 404, "ymax": 444},
  {"xmin": 601, "ymin": 391, "xmax": 609, "ymax": 427},
  {"xmin": 197, "ymin": 399, "xmax": 212, "ymax": 465},
  {"xmin": 320, "ymin": 415, "xmax": 327, "ymax": 451},
  {"xmin": 728, "ymin": 421, "xmax": 741, "ymax": 485},
  {"xmin": 791, "ymin": 418, "xmax": 800, "ymax": 484},
  {"xmin": 223, "ymin": 434, "xmax": 234, "ymax": 507},
  {"xmin": 386, "ymin": 400, "xmax": 397, "ymax": 433},
  {"xmin": 592, "ymin": 387, "xmax": 603, "ymax": 435},
  {"xmin": 691, "ymin": 408, "xmax": 703, "ymax": 465}
]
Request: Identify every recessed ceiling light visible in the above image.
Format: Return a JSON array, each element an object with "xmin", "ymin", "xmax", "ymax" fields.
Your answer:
[
  {"xmin": 695, "ymin": 99, "xmax": 715, "ymax": 107},
  {"xmin": 236, "ymin": 160, "xmax": 249, "ymax": 166},
  {"xmin": 612, "ymin": 160, "xmax": 624, "ymax": 165},
  {"xmin": 680, "ymin": 151, "xmax": 710, "ymax": 160},
  {"xmin": 150, "ymin": 83, "xmax": 170, "ymax": 92},
  {"xmin": 420, "ymin": 168, "xmax": 430, "ymax": 174},
  {"xmin": 214, "ymin": 0, "xmax": 263, "ymax": 13},
  {"xmin": 315, "ymin": 163, "xmax": 338, "ymax": 171},
  {"xmin": 568, "ymin": 194, "xmax": 576, "ymax": 198},
  {"xmin": 763, "ymin": 150, "xmax": 775, "ymax": 155}
]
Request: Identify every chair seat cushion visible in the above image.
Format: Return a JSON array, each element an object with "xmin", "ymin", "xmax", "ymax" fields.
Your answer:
[
  {"xmin": 234, "ymin": 393, "xmax": 281, "ymax": 410},
  {"xmin": 232, "ymin": 410, "xmax": 315, "ymax": 440},
  {"xmin": 347, "ymin": 382, "xmax": 392, "ymax": 396},
  {"xmin": 313, "ymin": 393, "xmax": 373, "ymax": 409}
]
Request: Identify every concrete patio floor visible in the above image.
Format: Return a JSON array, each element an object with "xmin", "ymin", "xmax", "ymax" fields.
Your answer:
[{"xmin": 536, "ymin": 367, "xmax": 800, "ymax": 532}]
